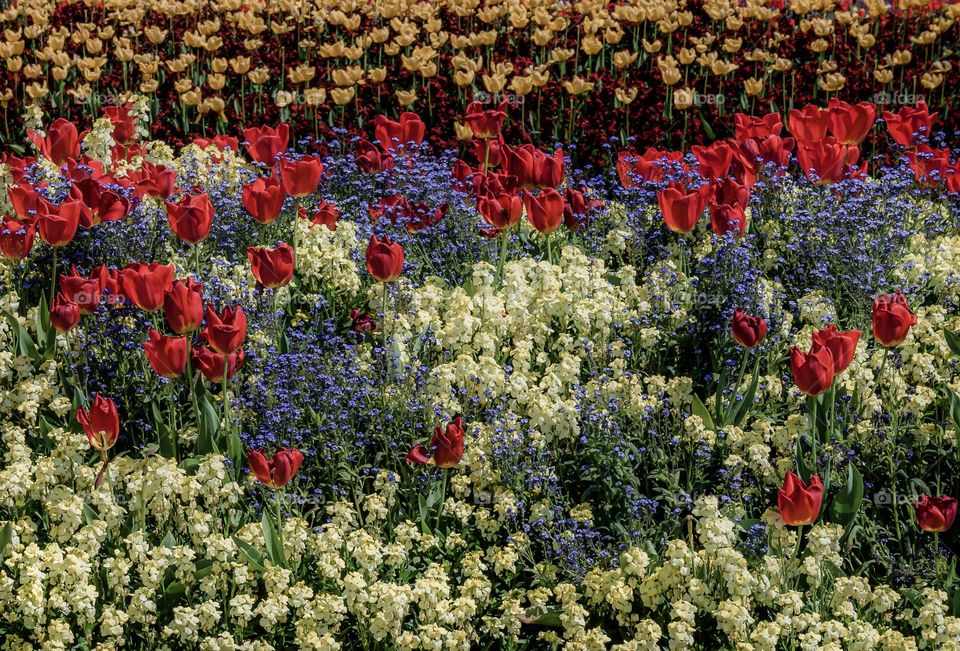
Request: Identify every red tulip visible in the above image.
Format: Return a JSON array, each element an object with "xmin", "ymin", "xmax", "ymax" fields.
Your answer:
[
  {"xmin": 103, "ymin": 104, "xmax": 137, "ymax": 144},
  {"xmin": 166, "ymin": 193, "xmax": 214, "ymax": 244},
  {"xmin": 36, "ymin": 198, "xmax": 81, "ymax": 247},
  {"xmin": 136, "ymin": 161, "xmax": 177, "ymax": 199},
  {"xmin": 734, "ymin": 112, "xmax": 782, "ymax": 140},
  {"xmin": 76, "ymin": 394, "xmax": 120, "ymax": 451},
  {"xmin": 563, "ymin": 188, "xmax": 601, "ymax": 232},
  {"xmin": 59, "ymin": 265, "xmax": 106, "ymax": 314},
  {"xmin": 164, "ymin": 278, "xmax": 204, "ymax": 334},
  {"xmin": 247, "ymin": 448, "xmax": 303, "ymax": 488},
  {"xmin": 50, "ymin": 293, "xmax": 81, "ymax": 332},
  {"xmin": 71, "ymin": 179, "xmax": 130, "ymax": 228},
  {"xmin": 709, "ymin": 202, "xmax": 747, "ymax": 238},
  {"xmin": 796, "ymin": 138, "xmax": 854, "ymax": 184},
  {"xmin": 247, "ymin": 243, "xmax": 295, "ymax": 289},
  {"xmin": 883, "ymin": 101, "xmax": 935, "ymax": 147},
  {"xmin": 731, "ymin": 308, "xmax": 767, "ymax": 348},
  {"xmin": 501, "ymin": 144, "xmax": 564, "ymax": 188},
  {"xmin": 522, "ymin": 188, "xmax": 564, "ymax": 234},
  {"xmin": 788, "ymin": 104, "xmax": 831, "ymax": 145},
  {"xmin": 692, "ymin": 141, "xmax": 735, "ymax": 179},
  {"xmin": 143, "ymin": 329, "xmax": 188, "ymax": 378},
  {"xmin": 119, "ymin": 262, "xmax": 175, "ymax": 311},
  {"xmin": 8, "ymin": 183, "xmax": 42, "ymax": 219},
  {"xmin": 477, "ymin": 191, "xmax": 523, "ymax": 231},
  {"xmin": 468, "ymin": 139, "xmax": 502, "ymax": 168},
  {"xmin": 906, "ymin": 145, "xmax": 952, "ymax": 186},
  {"xmin": 915, "ymin": 495, "xmax": 957, "ymax": 533},
  {"xmin": 790, "ymin": 343, "xmax": 835, "ymax": 396},
  {"xmin": 778, "ymin": 471, "xmax": 823, "ymax": 526},
  {"xmin": 365, "ymin": 235, "xmax": 404, "ymax": 281},
  {"xmin": 828, "ymin": 99, "xmax": 876, "ymax": 145},
  {"xmin": 0, "ymin": 217, "xmax": 35, "ymax": 260},
  {"xmin": 811, "ymin": 325, "xmax": 861, "ymax": 374},
  {"xmin": 872, "ymin": 292, "xmax": 917, "ymax": 347},
  {"xmin": 616, "ymin": 148, "xmax": 685, "ymax": 186},
  {"xmin": 306, "ymin": 200, "xmax": 340, "ymax": 231},
  {"xmin": 103, "ymin": 268, "xmax": 125, "ymax": 307},
  {"xmin": 355, "ymin": 139, "xmax": 394, "ymax": 173},
  {"xmin": 193, "ymin": 134, "xmax": 240, "ymax": 157},
  {"xmin": 464, "ymin": 101, "xmax": 508, "ymax": 139},
  {"xmin": 368, "ymin": 194, "xmax": 409, "ymax": 224},
  {"xmin": 374, "ymin": 112, "xmax": 426, "ymax": 152},
  {"xmin": 192, "ymin": 344, "xmax": 246, "ymax": 382},
  {"xmin": 279, "ymin": 155, "xmax": 324, "ymax": 198},
  {"xmin": 405, "ymin": 201, "xmax": 447, "ymax": 234},
  {"xmin": 242, "ymin": 174, "xmax": 285, "ymax": 225},
  {"xmin": 203, "ymin": 304, "xmax": 247, "ymax": 355},
  {"xmin": 27, "ymin": 118, "xmax": 80, "ymax": 164},
  {"xmin": 243, "ymin": 123, "xmax": 289, "ymax": 164},
  {"xmin": 406, "ymin": 416, "xmax": 465, "ymax": 468},
  {"xmin": 657, "ymin": 183, "xmax": 712, "ymax": 234}
]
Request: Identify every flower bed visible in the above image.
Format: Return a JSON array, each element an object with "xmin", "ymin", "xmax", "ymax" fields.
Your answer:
[{"xmin": 0, "ymin": 100, "xmax": 959, "ymax": 649}]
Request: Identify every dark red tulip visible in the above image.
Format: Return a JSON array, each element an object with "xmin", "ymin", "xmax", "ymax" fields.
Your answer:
[
  {"xmin": 71, "ymin": 179, "xmax": 130, "ymax": 228},
  {"xmin": 374, "ymin": 112, "xmax": 426, "ymax": 152},
  {"xmin": 355, "ymin": 139, "xmax": 394, "ymax": 173},
  {"xmin": 59, "ymin": 265, "xmax": 106, "ymax": 314},
  {"xmin": 103, "ymin": 268, "xmax": 125, "ymax": 307},
  {"xmin": 790, "ymin": 343, "xmax": 835, "ymax": 396},
  {"xmin": 305, "ymin": 200, "xmax": 340, "ymax": 231},
  {"xmin": 872, "ymin": 292, "xmax": 917, "ymax": 347},
  {"xmin": 365, "ymin": 235, "xmax": 404, "ymax": 281},
  {"xmin": 50, "ymin": 292, "xmax": 81, "ymax": 333},
  {"xmin": 248, "ymin": 448, "xmax": 303, "ymax": 488},
  {"xmin": 192, "ymin": 344, "xmax": 245, "ymax": 382},
  {"xmin": 164, "ymin": 278, "xmax": 204, "ymax": 334},
  {"xmin": 709, "ymin": 202, "xmax": 747, "ymax": 238},
  {"xmin": 37, "ymin": 198, "xmax": 82, "ymax": 247},
  {"xmin": 242, "ymin": 174, "xmax": 285, "ymax": 224},
  {"xmin": 915, "ymin": 495, "xmax": 957, "ymax": 533},
  {"xmin": 136, "ymin": 161, "xmax": 177, "ymax": 199},
  {"xmin": 368, "ymin": 194, "xmax": 408, "ymax": 224},
  {"xmin": 119, "ymin": 262, "xmax": 175, "ymax": 311},
  {"xmin": 166, "ymin": 193, "xmax": 214, "ymax": 244},
  {"xmin": 734, "ymin": 112, "xmax": 782, "ymax": 140},
  {"xmin": 27, "ymin": 118, "xmax": 80, "ymax": 164},
  {"xmin": 778, "ymin": 471, "xmax": 823, "ymax": 526},
  {"xmin": 657, "ymin": 183, "xmax": 712, "ymax": 234},
  {"xmin": 828, "ymin": 99, "xmax": 876, "ymax": 145},
  {"xmin": 204, "ymin": 304, "xmax": 247, "ymax": 355},
  {"xmin": 247, "ymin": 243, "xmax": 295, "ymax": 289},
  {"xmin": 349, "ymin": 308, "xmax": 377, "ymax": 334},
  {"xmin": 731, "ymin": 308, "xmax": 767, "ymax": 348},
  {"xmin": 811, "ymin": 325, "xmax": 861, "ymax": 374},
  {"xmin": 523, "ymin": 188, "xmax": 564, "ymax": 234},
  {"xmin": 405, "ymin": 201, "xmax": 447, "ymax": 234},
  {"xmin": 788, "ymin": 104, "xmax": 831, "ymax": 145},
  {"xmin": 103, "ymin": 104, "xmax": 137, "ymax": 144},
  {"xmin": 468, "ymin": 139, "xmax": 502, "ymax": 169},
  {"xmin": 279, "ymin": 155, "xmax": 324, "ymax": 198},
  {"xmin": 406, "ymin": 416, "xmax": 465, "ymax": 468},
  {"xmin": 143, "ymin": 329, "xmax": 188, "ymax": 378},
  {"xmin": 464, "ymin": 101, "xmax": 508, "ymax": 139},
  {"xmin": 712, "ymin": 177, "xmax": 750, "ymax": 208},
  {"xmin": 692, "ymin": 141, "xmax": 735, "ymax": 179},
  {"xmin": 76, "ymin": 394, "xmax": 120, "ymax": 451},
  {"xmin": 243, "ymin": 123, "xmax": 290, "ymax": 164},
  {"xmin": 883, "ymin": 101, "xmax": 935, "ymax": 147},
  {"xmin": 0, "ymin": 217, "xmax": 35, "ymax": 260}
]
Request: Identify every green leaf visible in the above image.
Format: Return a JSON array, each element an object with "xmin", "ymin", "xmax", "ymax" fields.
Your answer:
[
  {"xmin": 698, "ymin": 111, "xmax": 716, "ymax": 140},
  {"xmin": 233, "ymin": 536, "xmax": 266, "ymax": 574},
  {"xmin": 195, "ymin": 390, "xmax": 220, "ymax": 455},
  {"xmin": 0, "ymin": 522, "xmax": 12, "ymax": 558},
  {"xmin": 5, "ymin": 312, "xmax": 39, "ymax": 361},
  {"xmin": 161, "ymin": 532, "xmax": 177, "ymax": 549},
  {"xmin": 726, "ymin": 360, "xmax": 760, "ymax": 427},
  {"xmin": 261, "ymin": 511, "xmax": 286, "ymax": 567},
  {"xmin": 226, "ymin": 428, "xmax": 244, "ymax": 478},
  {"xmin": 521, "ymin": 606, "xmax": 564, "ymax": 628},
  {"xmin": 829, "ymin": 463, "xmax": 865, "ymax": 534},
  {"xmin": 36, "ymin": 294, "xmax": 55, "ymax": 358},
  {"xmin": 945, "ymin": 328, "xmax": 960, "ymax": 357},
  {"xmin": 82, "ymin": 503, "xmax": 99, "ymax": 525},
  {"xmin": 691, "ymin": 393, "xmax": 715, "ymax": 431},
  {"xmin": 152, "ymin": 402, "xmax": 178, "ymax": 459},
  {"xmin": 795, "ymin": 438, "xmax": 814, "ymax": 484}
]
